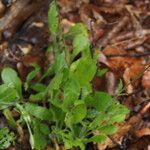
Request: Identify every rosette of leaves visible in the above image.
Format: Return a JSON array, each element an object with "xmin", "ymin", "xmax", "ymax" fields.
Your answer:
[{"xmin": 0, "ymin": 1, "xmax": 129, "ymax": 150}]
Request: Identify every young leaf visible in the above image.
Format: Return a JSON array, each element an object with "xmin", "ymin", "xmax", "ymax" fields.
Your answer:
[
  {"xmin": 97, "ymin": 68, "xmax": 108, "ymax": 77},
  {"xmin": 88, "ymin": 134, "xmax": 107, "ymax": 143},
  {"xmin": 65, "ymin": 23, "xmax": 88, "ymax": 39},
  {"xmin": 98, "ymin": 125, "xmax": 117, "ymax": 135},
  {"xmin": 65, "ymin": 101, "xmax": 87, "ymax": 125},
  {"xmin": 93, "ymin": 92, "xmax": 114, "ymax": 112},
  {"xmin": 31, "ymin": 83, "xmax": 47, "ymax": 93},
  {"xmin": 26, "ymin": 66, "xmax": 40, "ymax": 83},
  {"xmin": 48, "ymin": 1, "xmax": 59, "ymax": 35},
  {"xmin": 29, "ymin": 92, "xmax": 46, "ymax": 102},
  {"xmin": 25, "ymin": 103, "xmax": 52, "ymax": 121},
  {"xmin": 50, "ymin": 105, "xmax": 65, "ymax": 122},
  {"xmin": 33, "ymin": 120, "xmax": 48, "ymax": 150},
  {"xmin": 25, "ymin": 65, "xmax": 40, "ymax": 90},
  {"xmin": 16, "ymin": 103, "xmax": 34, "ymax": 149},
  {"xmin": 1, "ymin": 68, "xmax": 22, "ymax": 98},
  {"xmin": 116, "ymin": 79, "xmax": 124, "ymax": 95},
  {"xmin": 0, "ymin": 84, "xmax": 17, "ymax": 109},
  {"xmin": 72, "ymin": 34, "xmax": 90, "ymax": 60},
  {"xmin": 53, "ymin": 52, "xmax": 68, "ymax": 73},
  {"xmin": 70, "ymin": 56, "xmax": 97, "ymax": 87},
  {"xmin": 0, "ymin": 128, "xmax": 15, "ymax": 149},
  {"xmin": 48, "ymin": 72, "xmax": 63, "ymax": 91},
  {"xmin": 63, "ymin": 79, "xmax": 80, "ymax": 111},
  {"xmin": 3, "ymin": 108, "xmax": 16, "ymax": 128}
]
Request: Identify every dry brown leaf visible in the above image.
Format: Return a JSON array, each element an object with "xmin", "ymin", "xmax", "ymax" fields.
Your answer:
[
  {"xmin": 135, "ymin": 128, "xmax": 150, "ymax": 138},
  {"xmin": 142, "ymin": 66, "xmax": 150, "ymax": 93},
  {"xmin": 61, "ymin": 19, "xmax": 75, "ymax": 33},
  {"xmin": 104, "ymin": 46, "xmax": 145, "ymax": 93},
  {"xmin": 58, "ymin": 0, "xmax": 89, "ymax": 13},
  {"xmin": 22, "ymin": 54, "xmax": 44, "ymax": 66},
  {"xmin": 140, "ymin": 102, "xmax": 150, "ymax": 115},
  {"xmin": 97, "ymin": 115, "xmax": 148, "ymax": 150}
]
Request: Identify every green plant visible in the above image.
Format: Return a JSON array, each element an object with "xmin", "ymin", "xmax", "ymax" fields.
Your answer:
[
  {"xmin": 0, "ymin": 127, "xmax": 16, "ymax": 149},
  {"xmin": 0, "ymin": 1, "xmax": 129, "ymax": 150}
]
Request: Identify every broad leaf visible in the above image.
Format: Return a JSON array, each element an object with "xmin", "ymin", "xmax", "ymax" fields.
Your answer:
[
  {"xmin": 0, "ymin": 128, "xmax": 15, "ymax": 149},
  {"xmin": 63, "ymin": 79, "xmax": 80, "ymax": 111},
  {"xmin": 93, "ymin": 92, "xmax": 114, "ymax": 112},
  {"xmin": 3, "ymin": 109, "xmax": 16, "ymax": 128},
  {"xmin": 88, "ymin": 134, "xmax": 107, "ymax": 143},
  {"xmin": 48, "ymin": 72, "xmax": 63, "ymax": 90},
  {"xmin": 0, "ymin": 84, "xmax": 17, "ymax": 109},
  {"xmin": 70, "ymin": 56, "xmax": 97, "ymax": 87},
  {"xmin": 72, "ymin": 34, "xmax": 89, "ymax": 60},
  {"xmin": 99, "ymin": 125, "xmax": 117, "ymax": 135},
  {"xmin": 31, "ymin": 83, "xmax": 47, "ymax": 93},
  {"xmin": 25, "ymin": 103, "xmax": 52, "ymax": 121},
  {"xmin": 65, "ymin": 101, "xmax": 87, "ymax": 125},
  {"xmin": 1, "ymin": 68, "xmax": 22, "ymax": 98},
  {"xmin": 65, "ymin": 23, "xmax": 88, "ymax": 39}
]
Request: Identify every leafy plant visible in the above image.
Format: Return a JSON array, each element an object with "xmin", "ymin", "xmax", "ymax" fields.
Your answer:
[
  {"xmin": 0, "ymin": 127, "xmax": 15, "ymax": 149},
  {"xmin": 0, "ymin": 1, "xmax": 129, "ymax": 150}
]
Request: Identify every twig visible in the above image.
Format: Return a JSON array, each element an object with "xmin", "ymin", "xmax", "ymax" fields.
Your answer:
[
  {"xmin": 140, "ymin": 101, "xmax": 150, "ymax": 115},
  {"xmin": 106, "ymin": 52, "xmax": 150, "ymax": 57},
  {"xmin": 115, "ymin": 66, "xmax": 150, "ymax": 98},
  {"xmin": 124, "ymin": 37, "xmax": 147, "ymax": 50},
  {"xmin": 0, "ymin": 0, "xmax": 46, "ymax": 38},
  {"xmin": 144, "ymin": 43, "xmax": 150, "ymax": 50},
  {"xmin": 110, "ymin": 31, "xmax": 134, "ymax": 43},
  {"xmin": 98, "ymin": 16, "xmax": 129, "ymax": 48},
  {"xmin": 123, "ymin": 65, "xmax": 150, "ymax": 93}
]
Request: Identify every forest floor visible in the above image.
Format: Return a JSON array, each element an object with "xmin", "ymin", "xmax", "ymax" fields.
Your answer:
[{"xmin": 0, "ymin": 0, "xmax": 150, "ymax": 150}]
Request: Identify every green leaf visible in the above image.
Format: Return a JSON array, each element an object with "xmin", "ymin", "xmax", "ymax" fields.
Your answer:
[
  {"xmin": 65, "ymin": 23, "xmax": 88, "ymax": 39},
  {"xmin": 25, "ymin": 65, "xmax": 40, "ymax": 90},
  {"xmin": 116, "ymin": 79, "xmax": 124, "ymax": 95},
  {"xmin": 0, "ymin": 128, "xmax": 15, "ymax": 149},
  {"xmin": 33, "ymin": 123, "xmax": 47, "ymax": 150},
  {"xmin": 82, "ymin": 83, "xmax": 93, "ymax": 98},
  {"xmin": 85, "ymin": 92, "xmax": 114, "ymax": 112},
  {"xmin": 88, "ymin": 134, "xmax": 107, "ymax": 143},
  {"xmin": 93, "ymin": 92, "xmax": 114, "ymax": 112},
  {"xmin": 70, "ymin": 56, "xmax": 97, "ymax": 87},
  {"xmin": 88, "ymin": 113, "xmax": 109, "ymax": 130},
  {"xmin": 3, "ymin": 108, "xmax": 16, "ymax": 128},
  {"xmin": 31, "ymin": 83, "xmax": 47, "ymax": 92},
  {"xmin": 25, "ymin": 103, "xmax": 52, "ymax": 121},
  {"xmin": 50, "ymin": 105, "xmax": 65, "ymax": 122},
  {"xmin": 26, "ymin": 66, "xmax": 40, "ymax": 83},
  {"xmin": 107, "ymin": 103, "xmax": 129, "ymax": 116},
  {"xmin": 48, "ymin": 1, "xmax": 59, "ymax": 35},
  {"xmin": 48, "ymin": 72, "xmax": 63, "ymax": 91},
  {"xmin": 72, "ymin": 34, "xmax": 89, "ymax": 60},
  {"xmin": 29, "ymin": 92, "xmax": 46, "ymax": 102},
  {"xmin": 40, "ymin": 65, "xmax": 55, "ymax": 81},
  {"xmin": 39, "ymin": 123, "xmax": 50, "ymax": 135},
  {"xmin": 53, "ymin": 52, "xmax": 68, "ymax": 73},
  {"xmin": 1, "ymin": 68, "xmax": 22, "ymax": 98},
  {"xmin": 99, "ymin": 125, "xmax": 117, "ymax": 135},
  {"xmin": 0, "ymin": 84, "xmax": 17, "ymax": 109},
  {"xmin": 107, "ymin": 114, "xmax": 127, "ymax": 124},
  {"xmin": 16, "ymin": 103, "xmax": 34, "ymax": 149},
  {"xmin": 97, "ymin": 68, "xmax": 108, "ymax": 77},
  {"xmin": 65, "ymin": 101, "xmax": 87, "ymax": 125},
  {"xmin": 63, "ymin": 79, "xmax": 80, "ymax": 111}
]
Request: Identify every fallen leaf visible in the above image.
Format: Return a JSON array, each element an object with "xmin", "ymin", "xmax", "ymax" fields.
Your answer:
[
  {"xmin": 142, "ymin": 66, "xmax": 150, "ymax": 94},
  {"xmin": 135, "ymin": 128, "xmax": 150, "ymax": 138}
]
